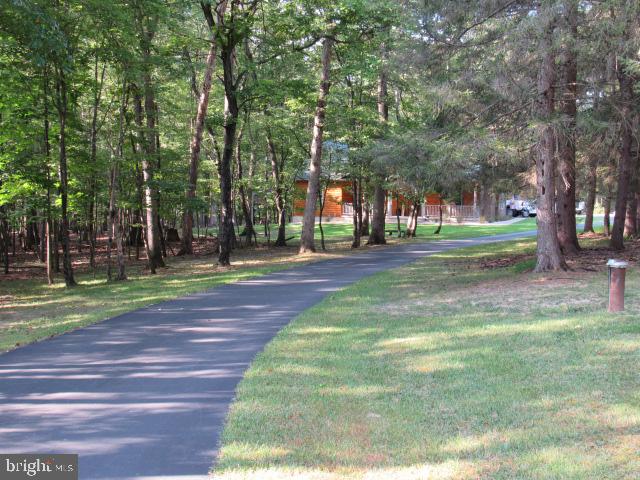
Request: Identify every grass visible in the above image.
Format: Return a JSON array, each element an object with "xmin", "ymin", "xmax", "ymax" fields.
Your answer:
[
  {"xmin": 279, "ymin": 219, "xmax": 538, "ymax": 244},
  {"xmin": 212, "ymin": 237, "xmax": 640, "ymax": 480},
  {"xmin": 1, "ymin": 219, "xmax": 535, "ymax": 353},
  {"xmin": 196, "ymin": 219, "xmax": 538, "ymax": 249}
]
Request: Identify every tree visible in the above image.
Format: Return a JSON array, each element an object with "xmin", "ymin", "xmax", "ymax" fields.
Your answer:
[
  {"xmin": 214, "ymin": 0, "xmax": 259, "ymax": 266},
  {"xmin": 533, "ymin": 13, "xmax": 567, "ymax": 272},
  {"xmin": 179, "ymin": 1, "xmax": 226, "ymax": 256},
  {"xmin": 266, "ymin": 126, "xmax": 288, "ymax": 246},
  {"xmin": 368, "ymin": 40, "xmax": 389, "ymax": 246},
  {"xmin": 299, "ymin": 35, "xmax": 334, "ymax": 253},
  {"xmin": 555, "ymin": 0, "xmax": 580, "ymax": 254},
  {"xmin": 134, "ymin": 2, "xmax": 165, "ymax": 273},
  {"xmin": 50, "ymin": 3, "xmax": 79, "ymax": 286},
  {"xmin": 610, "ymin": 1, "xmax": 638, "ymax": 250},
  {"xmin": 107, "ymin": 74, "xmax": 128, "ymax": 282}
]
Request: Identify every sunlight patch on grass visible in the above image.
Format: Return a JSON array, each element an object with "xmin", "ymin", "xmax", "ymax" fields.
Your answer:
[
  {"xmin": 221, "ymin": 443, "xmax": 291, "ymax": 463},
  {"xmin": 317, "ymin": 385, "xmax": 398, "ymax": 398},
  {"xmin": 295, "ymin": 327, "xmax": 349, "ymax": 335},
  {"xmin": 409, "ymin": 354, "xmax": 466, "ymax": 374},
  {"xmin": 212, "ymin": 461, "xmax": 464, "ymax": 480},
  {"xmin": 604, "ymin": 403, "xmax": 640, "ymax": 429}
]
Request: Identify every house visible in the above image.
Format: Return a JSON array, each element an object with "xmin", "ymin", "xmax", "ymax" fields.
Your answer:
[
  {"xmin": 292, "ymin": 179, "xmax": 353, "ymax": 221},
  {"xmin": 291, "ymin": 140, "xmax": 478, "ymax": 223},
  {"xmin": 292, "ymin": 179, "xmax": 478, "ymax": 223}
]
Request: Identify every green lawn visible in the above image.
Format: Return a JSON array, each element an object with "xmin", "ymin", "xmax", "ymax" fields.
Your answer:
[
  {"xmin": 212, "ymin": 238, "xmax": 640, "ymax": 480},
  {"xmin": 277, "ymin": 218, "xmax": 538, "ymax": 245},
  {"xmin": 201, "ymin": 218, "xmax": 538, "ymax": 245},
  {"xmin": 2, "ymin": 219, "xmax": 535, "ymax": 352}
]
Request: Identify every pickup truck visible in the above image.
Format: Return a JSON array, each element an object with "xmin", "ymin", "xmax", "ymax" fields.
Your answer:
[{"xmin": 506, "ymin": 199, "xmax": 537, "ymax": 217}]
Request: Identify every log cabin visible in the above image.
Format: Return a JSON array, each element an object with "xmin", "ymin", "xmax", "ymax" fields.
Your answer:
[{"xmin": 292, "ymin": 179, "xmax": 477, "ymax": 223}]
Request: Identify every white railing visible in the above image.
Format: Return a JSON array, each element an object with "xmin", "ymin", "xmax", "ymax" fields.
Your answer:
[
  {"xmin": 424, "ymin": 205, "xmax": 480, "ymax": 219},
  {"xmin": 340, "ymin": 203, "xmax": 480, "ymax": 219}
]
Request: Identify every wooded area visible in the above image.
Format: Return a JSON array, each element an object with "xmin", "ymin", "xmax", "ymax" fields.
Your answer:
[{"xmin": 0, "ymin": 0, "xmax": 638, "ymax": 287}]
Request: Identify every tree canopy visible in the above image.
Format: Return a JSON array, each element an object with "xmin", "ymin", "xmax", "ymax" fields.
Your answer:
[{"xmin": 0, "ymin": 0, "xmax": 638, "ymax": 284}]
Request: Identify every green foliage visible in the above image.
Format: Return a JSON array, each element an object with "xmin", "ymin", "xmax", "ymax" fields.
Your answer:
[{"xmin": 0, "ymin": 0, "xmax": 637, "ymax": 279}]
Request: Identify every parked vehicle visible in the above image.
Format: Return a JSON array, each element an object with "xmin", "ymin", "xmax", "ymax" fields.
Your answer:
[
  {"xmin": 575, "ymin": 201, "xmax": 586, "ymax": 214},
  {"xmin": 506, "ymin": 199, "xmax": 537, "ymax": 217}
]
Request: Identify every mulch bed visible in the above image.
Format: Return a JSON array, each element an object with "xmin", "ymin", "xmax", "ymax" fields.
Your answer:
[
  {"xmin": 566, "ymin": 242, "xmax": 639, "ymax": 272},
  {"xmin": 478, "ymin": 233, "xmax": 640, "ymax": 273},
  {"xmin": 479, "ymin": 253, "xmax": 534, "ymax": 270}
]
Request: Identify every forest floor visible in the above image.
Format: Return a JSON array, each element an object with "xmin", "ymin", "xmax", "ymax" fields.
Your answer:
[
  {"xmin": 212, "ymin": 233, "xmax": 640, "ymax": 480},
  {"xmin": 0, "ymin": 220, "xmax": 538, "ymax": 352}
]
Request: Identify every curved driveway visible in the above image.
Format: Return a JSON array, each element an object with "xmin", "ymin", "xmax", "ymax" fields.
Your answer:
[{"xmin": 0, "ymin": 230, "xmax": 534, "ymax": 479}]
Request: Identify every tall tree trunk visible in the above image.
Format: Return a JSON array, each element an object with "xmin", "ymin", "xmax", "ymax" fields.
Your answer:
[
  {"xmin": 360, "ymin": 199, "xmax": 370, "ymax": 236},
  {"xmin": 555, "ymin": 0, "xmax": 580, "ymax": 254},
  {"xmin": 368, "ymin": 187, "xmax": 387, "ymax": 244},
  {"xmin": 637, "ymin": 138, "xmax": 640, "ymax": 230},
  {"xmin": 88, "ymin": 55, "xmax": 105, "ymax": 270},
  {"xmin": 534, "ymin": 23, "xmax": 567, "ymax": 272},
  {"xmin": 134, "ymin": 159, "xmax": 143, "ymax": 259},
  {"xmin": 636, "ymin": 192, "xmax": 640, "ymax": 232},
  {"xmin": 610, "ymin": 68, "xmax": 635, "ymax": 250},
  {"xmin": 624, "ymin": 122, "xmax": 639, "ymax": 238},
  {"xmin": 480, "ymin": 184, "xmax": 495, "ymax": 222},
  {"xmin": 38, "ymin": 220, "xmax": 46, "ymax": 262},
  {"xmin": 319, "ymin": 182, "xmax": 327, "ymax": 251},
  {"xmin": 158, "ymin": 217, "xmax": 167, "ymax": 258},
  {"xmin": 624, "ymin": 185, "xmax": 638, "ymax": 238},
  {"xmin": 0, "ymin": 225, "xmax": 7, "ymax": 274},
  {"xmin": 136, "ymin": 15, "xmax": 165, "ymax": 272},
  {"xmin": 236, "ymin": 121, "xmax": 255, "ymax": 245},
  {"xmin": 248, "ymin": 149, "xmax": 256, "ymax": 236},
  {"xmin": 603, "ymin": 151, "xmax": 616, "ymax": 236},
  {"xmin": 299, "ymin": 36, "xmax": 333, "ymax": 254},
  {"xmin": 135, "ymin": 84, "xmax": 163, "ymax": 273},
  {"xmin": 266, "ymin": 129, "xmax": 287, "ymax": 246},
  {"xmin": 217, "ymin": 42, "xmax": 240, "ymax": 266},
  {"xmin": 434, "ymin": 198, "xmax": 443, "ymax": 235},
  {"xmin": 603, "ymin": 196, "xmax": 611, "ymax": 236},
  {"xmin": 368, "ymin": 41, "xmax": 389, "ymax": 246},
  {"xmin": 53, "ymin": 219, "xmax": 60, "ymax": 272},
  {"xmin": 108, "ymin": 76, "xmax": 128, "ymax": 281},
  {"xmin": 25, "ymin": 211, "xmax": 38, "ymax": 253},
  {"xmin": 406, "ymin": 201, "xmax": 419, "ymax": 237},
  {"xmin": 55, "ymin": 67, "xmax": 77, "ymax": 286},
  {"xmin": 355, "ymin": 179, "xmax": 363, "ymax": 241},
  {"xmin": 0, "ymin": 181, "xmax": 8, "ymax": 274},
  {"xmin": 180, "ymin": 3, "xmax": 224, "ymax": 255},
  {"xmin": 395, "ymin": 194, "xmax": 402, "ymax": 233},
  {"xmin": 107, "ymin": 163, "xmax": 116, "ymax": 281},
  {"xmin": 582, "ymin": 154, "xmax": 598, "ymax": 233},
  {"xmin": 351, "ymin": 179, "xmax": 361, "ymax": 248},
  {"xmin": 43, "ymin": 66, "xmax": 54, "ymax": 284}
]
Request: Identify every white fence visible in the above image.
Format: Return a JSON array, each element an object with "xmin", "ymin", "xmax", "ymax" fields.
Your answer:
[
  {"xmin": 424, "ymin": 205, "xmax": 480, "ymax": 220},
  {"xmin": 342, "ymin": 203, "xmax": 480, "ymax": 220}
]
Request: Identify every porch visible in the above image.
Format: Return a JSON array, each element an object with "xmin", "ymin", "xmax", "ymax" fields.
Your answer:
[{"xmin": 342, "ymin": 202, "xmax": 481, "ymax": 223}]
